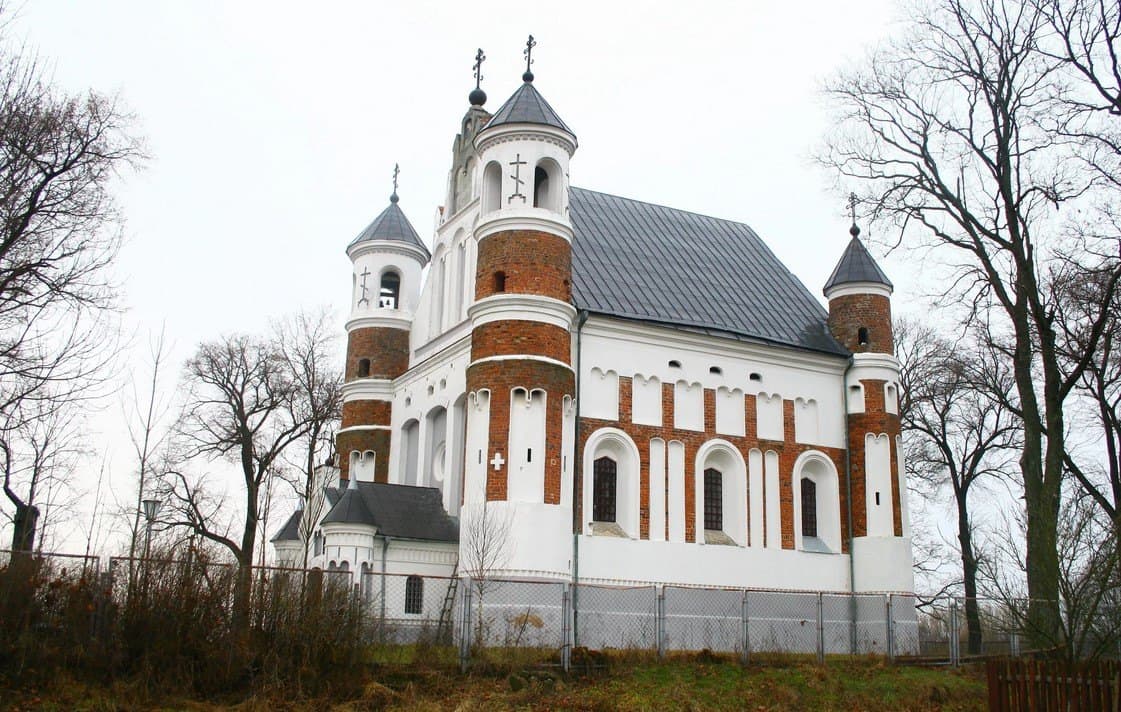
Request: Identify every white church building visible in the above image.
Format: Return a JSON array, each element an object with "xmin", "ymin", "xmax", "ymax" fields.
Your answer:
[{"xmin": 273, "ymin": 47, "xmax": 915, "ymax": 618}]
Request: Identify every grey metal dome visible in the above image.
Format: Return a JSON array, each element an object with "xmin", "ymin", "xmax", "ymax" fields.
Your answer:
[
  {"xmin": 484, "ymin": 81, "xmax": 573, "ymax": 135},
  {"xmin": 347, "ymin": 198, "xmax": 430, "ymax": 261},
  {"xmin": 823, "ymin": 236, "xmax": 893, "ymax": 294}
]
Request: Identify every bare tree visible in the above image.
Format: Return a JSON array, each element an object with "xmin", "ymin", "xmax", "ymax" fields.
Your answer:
[
  {"xmin": 820, "ymin": 0, "xmax": 1121, "ymax": 642},
  {"xmin": 0, "ymin": 12, "xmax": 141, "ymax": 550},
  {"xmin": 897, "ymin": 318, "xmax": 1021, "ymax": 654},
  {"xmin": 459, "ymin": 501, "xmax": 514, "ymax": 641},
  {"xmin": 274, "ymin": 309, "xmax": 342, "ymax": 569}
]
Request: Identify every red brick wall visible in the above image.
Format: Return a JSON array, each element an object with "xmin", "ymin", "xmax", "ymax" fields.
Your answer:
[
  {"xmin": 341, "ymin": 399, "xmax": 391, "ymax": 429},
  {"xmin": 345, "ymin": 327, "xmax": 410, "ymax": 380},
  {"xmin": 576, "ymin": 377, "xmax": 851, "ymax": 551},
  {"xmin": 471, "ymin": 320, "xmax": 570, "ymax": 363},
  {"xmin": 827, "ymin": 293, "xmax": 893, "ymax": 354},
  {"xmin": 846, "ymin": 379, "xmax": 903, "ymax": 537},
  {"xmin": 466, "ymin": 359, "xmax": 575, "ymax": 504},
  {"xmin": 475, "ymin": 229, "xmax": 572, "ymax": 302},
  {"xmin": 336, "ymin": 428, "xmax": 391, "ymax": 483}
]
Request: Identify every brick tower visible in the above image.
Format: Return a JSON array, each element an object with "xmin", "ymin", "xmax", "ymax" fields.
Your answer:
[
  {"xmin": 461, "ymin": 50, "xmax": 579, "ymax": 579},
  {"xmin": 337, "ymin": 177, "xmax": 430, "ymax": 483},
  {"xmin": 824, "ymin": 218, "xmax": 913, "ymax": 593}
]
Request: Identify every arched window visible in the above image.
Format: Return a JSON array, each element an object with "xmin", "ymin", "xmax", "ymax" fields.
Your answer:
[
  {"xmin": 493, "ymin": 271, "xmax": 506, "ymax": 293},
  {"xmin": 404, "ymin": 575, "xmax": 423, "ymax": 615},
  {"xmin": 857, "ymin": 327, "xmax": 869, "ymax": 346},
  {"xmin": 703, "ymin": 468, "xmax": 723, "ymax": 531},
  {"xmin": 592, "ymin": 456, "xmax": 617, "ymax": 522},
  {"xmin": 533, "ymin": 166, "xmax": 549, "ymax": 208},
  {"xmin": 379, "ymin": 271, "xmax": 401, "ymax": 309},
  {"xmin": 801, "ymin": 478, "xmax": 818, "ymax": 538},
  {"xmin": 482, "ymin": 161, "xmax": 502, "ymax": 213},
  {"xmin": 357, "ymin": 358, "xmax": 371, "ymax": 378}
]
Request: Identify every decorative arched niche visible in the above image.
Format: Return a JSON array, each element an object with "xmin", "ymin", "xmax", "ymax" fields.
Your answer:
[
  {"xmin": 582, "ymin": 427, "xmax": 641, "ymax": 539},
  {"xmin": 792, "ymin": 450, "xmax": 842, "ymax": 553},
  {"xmin": 694, "ymin": 440, "xmax": 747, "ymax": 546}
]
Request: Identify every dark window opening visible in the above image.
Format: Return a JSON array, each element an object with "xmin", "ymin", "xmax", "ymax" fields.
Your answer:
[
  {"xmin": 526, "ymin": 448, "xmax": 532, "ymax": 463},
  {"xmin": 357, "ymin": 358, "xmax": 371, "ymax": 378},
  {"xmin": 592, "ymin": 456, "xmax": 617, "ymax": 523},
  {"xmin": 709, "ymin": 366, "xmax": 722, "ymax": 375},
  {"xmin": 668, "ymin": 360, "xmax": 682, "ymax": 368},
  {"xmin": 379, "ymin": 271, "xmax": 401, "ymax": 309},
  {"xmin": 704, "ymin": 468, "xmax": 723, "ymax": 531},
  {"xmin": 533, "ymin": 166, "xmax": 549, "ymax": 208},
  {"xmin": 749, "ymin": 372, "xmax": 762, "ymax": 382},
  {"xmin": 494, "ymin": 271, "xmax": 506, "ymax": 292},
  {"xmin": 404, "ymin": 575, "xmax": 423, "ymax": 614},
  {"xmin": 857, "ymin": 327, "xmax": 869, "ymax": 346},
  {"xmin": 875, "ymin": 491, "xmax": 881, "ymax": 506},
  {"xmin": 801, "ymin": 478, "xmax": 818, "ymax": 538}
]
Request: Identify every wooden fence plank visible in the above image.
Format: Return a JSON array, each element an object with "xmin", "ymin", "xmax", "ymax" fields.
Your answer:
[{"xmin": 986, "ymin": 658, "xmax": 1121, "ymax": 711}]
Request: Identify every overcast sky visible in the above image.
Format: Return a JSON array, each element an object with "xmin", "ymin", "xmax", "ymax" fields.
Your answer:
[{"xmin": 13, "ymin": 0, "xmax": 934, "ymax": 554}]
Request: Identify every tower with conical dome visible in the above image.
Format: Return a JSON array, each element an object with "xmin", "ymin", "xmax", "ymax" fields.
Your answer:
[
  {"xmin": 460, "ymin": 36, "xmax": 579, "ymax": 580},
  {"xmin": 824, "ymin": 212, "xmax": 913, "ymax": 593},
  {"xmin": 337, "ymin": 171, "xmax": 430, "ymax": 484}
]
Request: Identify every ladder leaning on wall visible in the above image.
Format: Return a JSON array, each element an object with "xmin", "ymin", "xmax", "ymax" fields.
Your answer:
[{"xmin": 435, "ymin": 561, "xmax": 459, "ymax": 645}]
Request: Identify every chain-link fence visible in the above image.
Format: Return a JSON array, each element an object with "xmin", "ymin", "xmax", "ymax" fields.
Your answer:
[{"xmin": 4, "ymin": 549, "xmax": 1119, "ymax": 673}]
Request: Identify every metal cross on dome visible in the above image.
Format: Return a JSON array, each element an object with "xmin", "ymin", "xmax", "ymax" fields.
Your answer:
[
  {"xmin": 473, "ymin": 48, "xmax": 485, "ymax": 89},
  {"xmin": 848, "ymin": 192, "xmax": 861, "ymax": 238},
  {"xmin": 392, "ymin": 163, "xmax": 400, "ymax": 195},
  {"xmin": 524, "ymin": 34, "xmax": 536, "ymax": 74},
  {"xmin": 507, "ymin": 153, "xmax": 527, "ymax": 204}
]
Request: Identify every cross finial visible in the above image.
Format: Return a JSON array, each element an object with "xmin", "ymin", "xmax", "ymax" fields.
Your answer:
[
  {"xmin": 523, "ymin": 34, "xmax": 536, "ymax": 82},
  {"xmin": 473, "ymin": 48, "xmax": 485, "ymax": 89},
  {"xmin": 391, "ymin": 163, "xmax": 400, "ymax": 203},
  {"xmin": 848, "ymin": 192, "xmax": 860, "ymax": 238}
]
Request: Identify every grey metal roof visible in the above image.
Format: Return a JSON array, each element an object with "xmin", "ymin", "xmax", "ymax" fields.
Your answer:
[
  {"xmin": 484, "ymin": 82, "xmax": 573, "ymax": 135},
  {"xmin": 271, "ymin": 509, "xmax": 302, "ymax": 542},
  {"xmin": 823, "ymin": 236, "xmax": 893, "ymax": 293},
  {"xmin": 569, "ymin": 187, "xmax": 848, "ymax": 357},
  {"xmin": 347, "ymin": 198, "xmax": 431, "ymax": 260},
  {"xmin": 321, "ymin": 482, "xmax": 459, "ymax": 542}
]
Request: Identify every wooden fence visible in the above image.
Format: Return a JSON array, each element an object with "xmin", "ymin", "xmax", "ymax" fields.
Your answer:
[{"xmin": 987, "ymin": 659, "xmax": 1120, "ymax": 711}]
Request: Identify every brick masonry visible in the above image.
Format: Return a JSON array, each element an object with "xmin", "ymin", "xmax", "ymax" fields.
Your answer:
[
  {"xmin": 475, "ymin": 229, "xmax": 572, "ymax": 302},
  {"xmin": 336, "ymin": 428, "xmax": 391, "ymax": 483},
  {"xmin": 846, "ymin": 378, "xmax": 903, "ymax": 537},
  {"xmin": 345, "ymin": 327, "xmax": 410, "ymax": 380},
  {"xmin": 466, "ymin": 359, "xmax": 575, "ymax": 504},
  {"xmin": 577, "ymin": 377, "xmax": 851, "ymax": 552},
  {"xmin": 471, "ymin": 320, "xmax": 571, "ymax": 363},
  {"xmin": 827, "ymin": 293, "xmax": 893, "ymax": 354}
]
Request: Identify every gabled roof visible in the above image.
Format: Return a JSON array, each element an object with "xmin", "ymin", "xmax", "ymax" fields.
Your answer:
[
  {"xmin": 271, "ymin": 509, "xmax": 302, "ymax": 542},
  {"xmin": 320, "ymin": 481, "xmax": 459, "ymax": 542},
  {"xmin": 823, "ymin": 235, "xmax": 893, "ymax": 293},
  {"xmin": 484, "ymin": 81, "xmax": 573, "ymax": 135},
  {"xmin": 347, "ymin": 197, "xmax": 431, "ymax": 259},
  {"xmin": 568, "ymin": 187, "xmax": 848, "ymax": 357}
]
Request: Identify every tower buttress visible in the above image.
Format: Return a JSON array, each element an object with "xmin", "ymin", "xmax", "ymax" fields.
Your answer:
[
  {"xmin": 824, "ymin": 215, "xmax": 913, "ymax": 593},
  {"xmin": 337, "ymin": 175, "xmax": 429, "ymax": 483},
  {"xmin": 461, "ymin": 41, "xmax": 578, "ymax": 579}
]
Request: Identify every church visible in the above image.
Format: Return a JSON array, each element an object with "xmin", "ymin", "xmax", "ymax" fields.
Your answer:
[{"xmin": 273, "ymin": 42, "xmax": 915, "ymax": 618}]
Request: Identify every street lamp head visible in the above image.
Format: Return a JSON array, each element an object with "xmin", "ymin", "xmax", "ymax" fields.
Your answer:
[{"xmin": 142, "ymin": 498, "xmax": 161, "ymax": 522}]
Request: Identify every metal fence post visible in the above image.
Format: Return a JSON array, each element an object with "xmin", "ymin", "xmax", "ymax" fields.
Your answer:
[
  {"xmin": 459, "ymin": 576, "xmax": 473, "ymax": 673},
  {"xmin": 561, "ymin": 582, "xmax": 571, "ymax": 673},
  {"xmin": 885, "ymin": 594, "xmax": 895, "ymax": 662},
  {"xmin": 949, "ymin": 598, "xmax": 960, "ymax": 667},
  {"xmin": 656, "ymin": 586, "xmax": 666, "ymax": 659},
  {"xmin": 741, "ymin": 589, "xmax": 751, "ymax": 665},
  {"xmin": 816, "ymin": 592, "xmax": 825, "ymax": 664}
]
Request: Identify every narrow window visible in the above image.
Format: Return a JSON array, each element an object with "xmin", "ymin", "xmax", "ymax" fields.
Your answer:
[
  {"xmin": 526, "ymin": 448, "xmax": 532, "ymax": 463},
  {"xmin": 709, "ymin": 366, "xmax": 723, "ymax": 375},
  {"xmin": 357, "ymin": 358, "xmax": 371, "ymax": 378},
  {"xmin": 482, "ymin": 161, "xmax": 502, "ymax": 213},
  {"xmin": 857, "ymin": 327, "xmax": 869, "ymax": 346},
  {"xmin": 533, "ymin": 165, "xmax": 549, "ymax": 208},
  {"xmin": 379, "ymin": 271, "xmax": 401, "ymax": 309},
  {"xmin": 494, "ymin": 271, "xmax": 506, "ymax": 292},
  {"xmin": 592, "ymin": 456, "xmax": 617, "ymax": 523},
  {"xmin": 404, "ymin": 575, "xmax": 424, "ymax": 615},
  {"xmin": 704, "ymin": 468, "xmax": 723, "ymax": 531},
  {"xmin": 749, "ymin": 372, "xmax": 762, "ymax": 382},
  {"xmin": 668, "ymin": 360, "xmax": 682, "ymax": 368},
  {"xmin": 801, "ymin": 478, "xmax": 818, "ymax": 538},
  {"xmin": 875, "ymin": 491, "xmax": 881, "ymax": 506}
]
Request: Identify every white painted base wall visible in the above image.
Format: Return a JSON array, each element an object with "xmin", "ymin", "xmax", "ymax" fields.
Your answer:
[{"xmin": 851, "ymin": 536, "xmax": 915, "ymax": 593}]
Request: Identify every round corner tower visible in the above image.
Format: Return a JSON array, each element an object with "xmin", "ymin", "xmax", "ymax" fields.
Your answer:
[
  {"xmin": 461, "ymin": 66, "xmax": 579, "ymax": 580},
  {"xmin": 824, "ymin": 223, "xmax": 913, "ymax": 594},
  {"xmin": 337, "ymin": 187, "xmax": 429, "ymax": 484}
]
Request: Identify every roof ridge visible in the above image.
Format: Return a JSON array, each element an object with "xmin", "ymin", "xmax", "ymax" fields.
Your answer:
[{"xmin": 570, "ymin": 186, "xmax": 760, "ymax": 229}]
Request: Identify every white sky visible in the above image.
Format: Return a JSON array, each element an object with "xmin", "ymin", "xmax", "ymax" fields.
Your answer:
[{"xmin": 12, "ymin": 0, "xmax": 930, "ymax": 555}]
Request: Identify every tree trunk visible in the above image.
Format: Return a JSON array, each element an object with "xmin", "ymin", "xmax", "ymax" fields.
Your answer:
[
  {"xmin": 9, "ymin": 503, "xmax": 38, "ymax": 553},
  {"xmin": 956, "ymin": 497, "xmax": 983, "ymax": 655}
]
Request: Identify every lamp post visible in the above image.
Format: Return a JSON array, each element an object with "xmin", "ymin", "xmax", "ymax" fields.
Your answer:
[{"xmin": 141, "ymin": 498, "xmax": 161, "ymax": 562}]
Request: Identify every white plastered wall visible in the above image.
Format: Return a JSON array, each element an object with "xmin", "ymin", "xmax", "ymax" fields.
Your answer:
[{"xmin": 865, "ymin": 433, "xmax": 894, "ymax": 537}]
